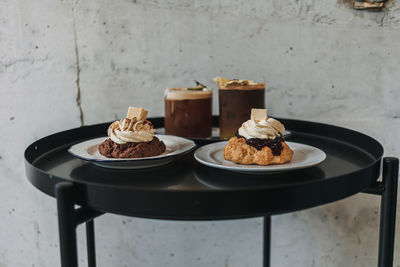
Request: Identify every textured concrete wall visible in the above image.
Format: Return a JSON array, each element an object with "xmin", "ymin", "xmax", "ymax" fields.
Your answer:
[{"xmin": 1, "ymin": 0, "xmax": 400, "ymax": 266}]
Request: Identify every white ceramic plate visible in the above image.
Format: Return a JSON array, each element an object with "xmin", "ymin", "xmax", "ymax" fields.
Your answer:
[
  {"xmin": 68, "ymin": 135, "xmax": 196, "ymax": 169},
  {"xmin": 194, "ymin": 141, "xmax": 326, "ymax": 174}
]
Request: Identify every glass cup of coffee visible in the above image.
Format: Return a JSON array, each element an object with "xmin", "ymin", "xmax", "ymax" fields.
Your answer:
[
  {"xmin": 164, "ymin": 86, "xmax": 212, "ymax": 138},
  {"xmin": 216, "ymin": 77, "xmax": 265, "ymax": 138}
]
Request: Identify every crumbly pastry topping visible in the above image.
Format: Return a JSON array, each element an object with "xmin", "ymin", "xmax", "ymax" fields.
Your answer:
[
  {"xmin": 107, "ymin": 107, "xmax": 155, "ymax": 144},
  {"xmin": 223, "ymin": 136, "xmax": 293, "ymax": 165}
]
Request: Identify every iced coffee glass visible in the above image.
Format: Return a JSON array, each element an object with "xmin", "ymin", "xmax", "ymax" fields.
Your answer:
[
  {"xmin": 164, "ymin": 87, "xmax": 212, "ymax": 138},
  {"xmin": 217, "ymin": 78, "xmax": 265, "ymax": 138}
]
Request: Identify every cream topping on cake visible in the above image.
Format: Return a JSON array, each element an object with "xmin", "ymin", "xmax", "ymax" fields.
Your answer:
[
  {"xmin": 238, "ymin": 117, "xmax": 285, "ymax": 140},
  {"xmin": 107, "ymin": 119, "xmax": 154, "ymax": 144},
  {"xmin": 107, "ymin": 107, "xmax": 154, "ymax": 144}
]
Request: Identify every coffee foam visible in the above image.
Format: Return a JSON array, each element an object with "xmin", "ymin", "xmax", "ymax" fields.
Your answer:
[{"xmin": 165, "ymin": 88, "xmax": 212, "ymax": 100}]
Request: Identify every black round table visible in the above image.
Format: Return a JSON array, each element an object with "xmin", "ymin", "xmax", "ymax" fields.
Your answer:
[{"xmin": 25, "ymin": 117, "xmax": 398, "ymax": 267}]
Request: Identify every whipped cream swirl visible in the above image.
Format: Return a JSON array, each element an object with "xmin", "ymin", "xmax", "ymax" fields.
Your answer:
[
  {"xmin": 238, "ymin": 118, "xmax": 285, "ymax": 140},
  {"xmin": 107, "ymin": 118, "xmax": 154, "ymax": 144}
]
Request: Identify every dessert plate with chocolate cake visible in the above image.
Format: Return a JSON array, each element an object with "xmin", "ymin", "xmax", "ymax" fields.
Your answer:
[
  {"xmin": 194, "ymin": 109, "xmax": 326, "ymax": 173},
  {"xmin": 69, "ymin": 107, "xmax": 196, "ymax": 169}
]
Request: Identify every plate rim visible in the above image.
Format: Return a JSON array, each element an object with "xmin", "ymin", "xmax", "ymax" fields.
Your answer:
[
  {"xmin": 194, "ymin": 141, "xmax": 326, "ymax": 173},
  {"xmin": 68, "ymin": 135, "xmax": 196, "ymax": 163},
  {"xmin": 155, "ymin": 127, "xmax": 292, "ymax": 141}
]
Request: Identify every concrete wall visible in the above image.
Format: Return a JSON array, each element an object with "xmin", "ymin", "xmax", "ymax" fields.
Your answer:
[{"xmin": 1, "ymin": 0, "xmax": 400, "ymax": 266}]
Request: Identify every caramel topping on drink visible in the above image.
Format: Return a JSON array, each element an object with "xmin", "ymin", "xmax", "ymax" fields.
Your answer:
[{"xmin": 214, "ymin": 77, "xmax": 265, "ymax": 90}]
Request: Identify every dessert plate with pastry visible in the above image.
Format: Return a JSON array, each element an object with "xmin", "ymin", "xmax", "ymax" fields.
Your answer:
[
  {"xmin": 69, "ymin": 107, "xmax": 196, "ymax": 169},
  {"xmin": 194, "ymin": 109, "xmax": 326, "ymax": 174}
]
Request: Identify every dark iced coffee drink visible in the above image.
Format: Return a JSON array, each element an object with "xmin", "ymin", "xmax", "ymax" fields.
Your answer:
[
  {"xmin": 215, "ymin": 77, "xmax": 265, "ymax": 139},
  {"xmin": 164, "ymin": 86, "xmax": 212, "ymax": 138}
]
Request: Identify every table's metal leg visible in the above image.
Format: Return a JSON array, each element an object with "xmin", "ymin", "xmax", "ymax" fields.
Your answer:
[
  {"xmin": 263, "ymin": 216, "xmax": 271, "ymax": 267},
  {"xmin": 56, "ymin": 182, "xmax": 78, "ymax": 267},
  {"xmin": 377, "ymin": 157, "xmax": 399, "ymax": 267},
  {"xmin": 86, "ymin": 220, "xmax": 97, "ymax": 267}
]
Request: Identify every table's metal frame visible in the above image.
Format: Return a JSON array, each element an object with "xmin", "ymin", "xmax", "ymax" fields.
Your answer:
[{"xmin": 54, "ymin": 157, "xmax": 398, "ymax": 267}]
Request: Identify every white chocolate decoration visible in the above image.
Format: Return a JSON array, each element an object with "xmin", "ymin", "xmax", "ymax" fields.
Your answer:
[
  {"xmin": 251, "ymin": 108, "xmax": 268, "ymax": 121},
  {"xmin": 127, "ymin": 107, "xmax": 148, "ymax": 120}
]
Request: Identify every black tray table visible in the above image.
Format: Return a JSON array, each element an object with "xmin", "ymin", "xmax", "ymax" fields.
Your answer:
[{"xmin": 24, "ymin": 116, "xmax": 398, "ymax": 267}]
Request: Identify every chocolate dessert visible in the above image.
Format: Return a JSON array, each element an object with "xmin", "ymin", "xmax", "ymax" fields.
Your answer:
[
  {"xmin": 98, "ymin": 137, "xmax": 166, "ymax": 158},
  {"xmin": 98, "ymin": 107, "xmax": 166, "ymax": 158}
]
